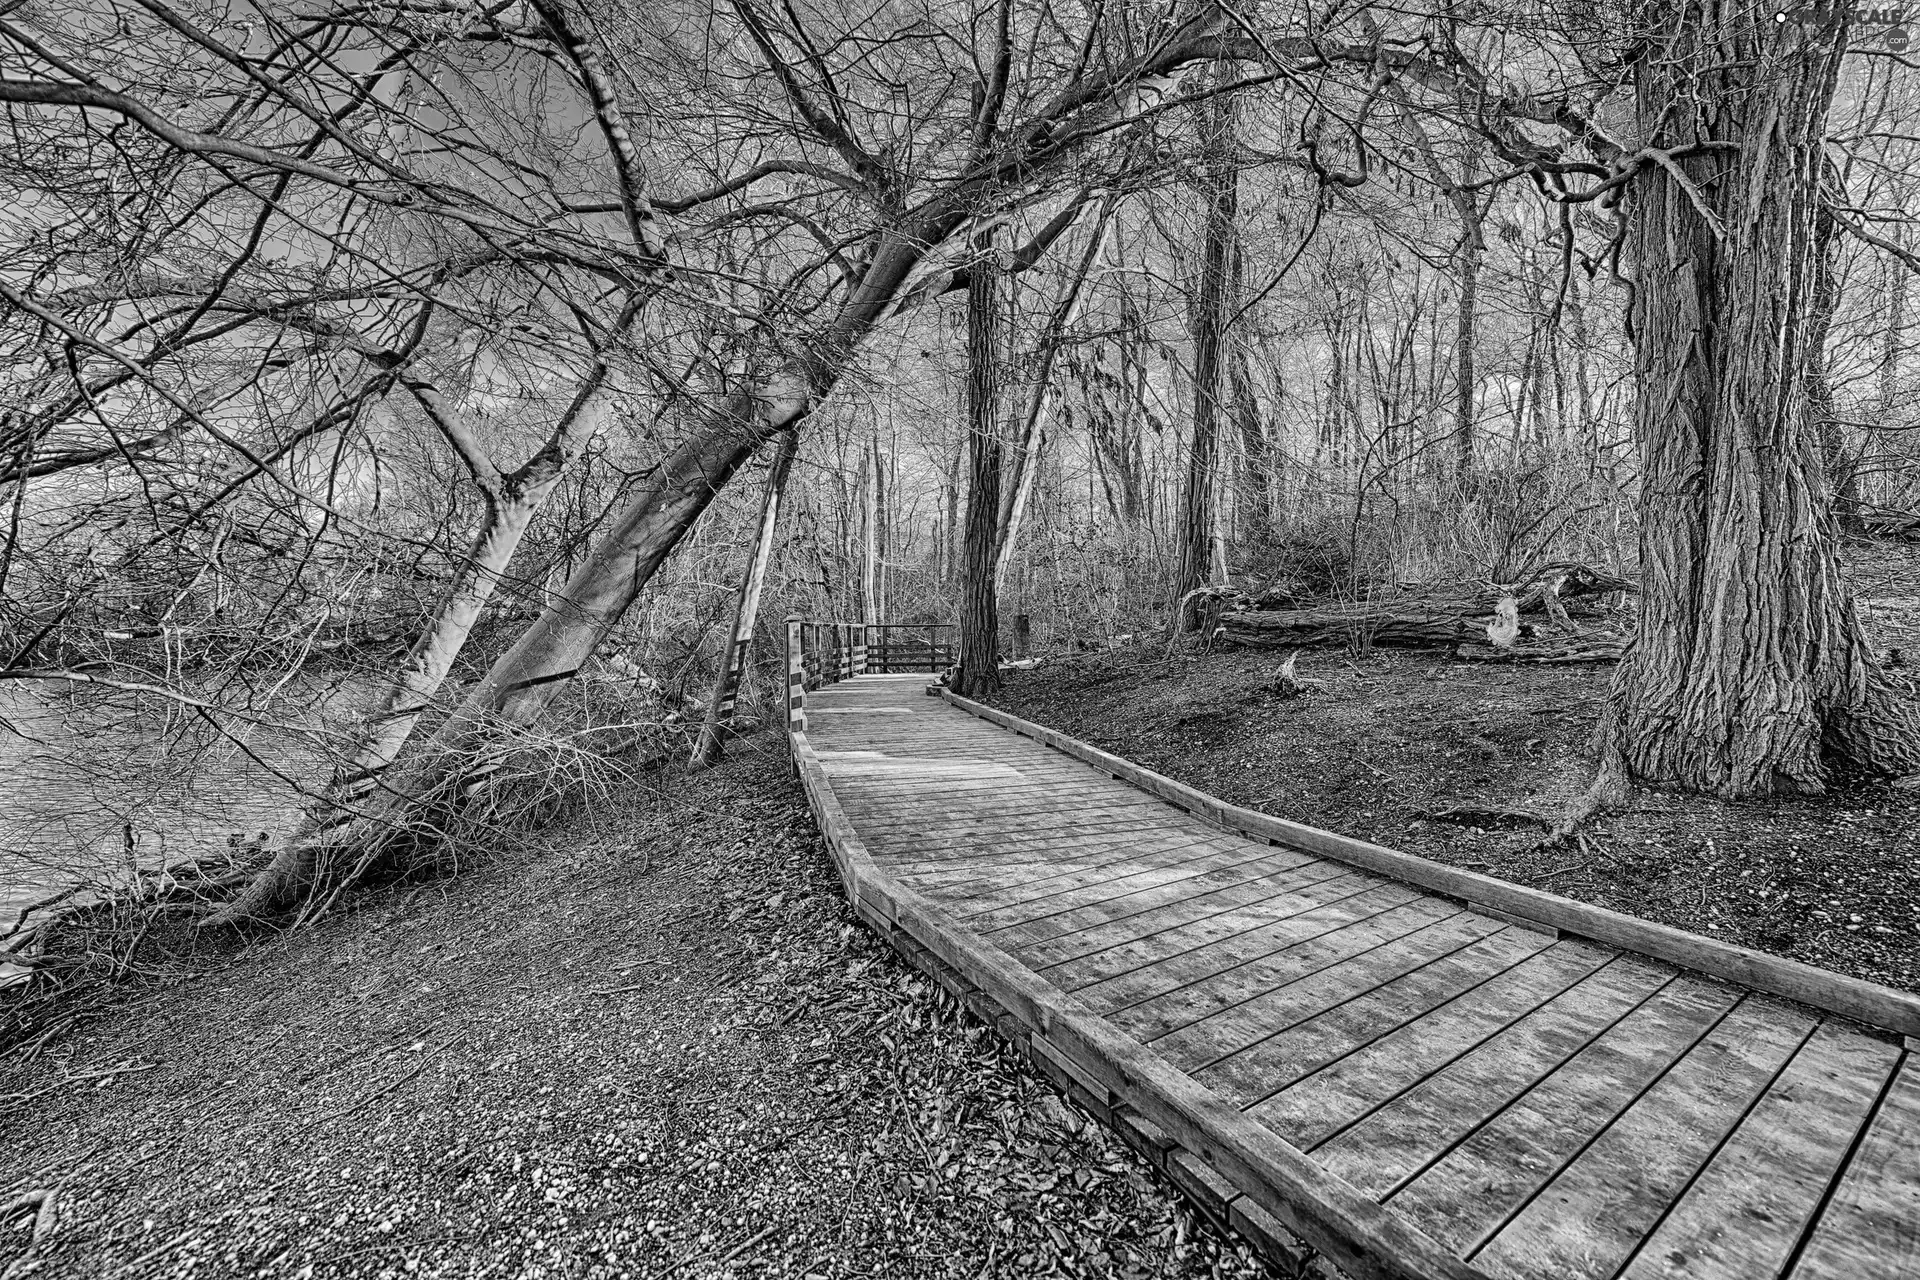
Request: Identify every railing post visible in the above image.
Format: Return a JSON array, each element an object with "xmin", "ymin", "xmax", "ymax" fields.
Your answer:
[
  {"xmin": 927, "ymin": 624, "xmax": 936, "ymax": 673},
  {"xmin": 854, "ymin": 622, "xmax": 868, "ymax": 675},
  {"xmin": 786, "ymin": 614, "xmax": 805, "ymax": 739}
]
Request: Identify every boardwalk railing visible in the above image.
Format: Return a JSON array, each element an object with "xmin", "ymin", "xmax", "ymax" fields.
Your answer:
[
  {"xmin": 785, "ymin": 671, "xmax": 1920, "ymax": 1280},
  {"xmin": 784, "ymin": 616, "xmax": 952, "ymax": 708}
]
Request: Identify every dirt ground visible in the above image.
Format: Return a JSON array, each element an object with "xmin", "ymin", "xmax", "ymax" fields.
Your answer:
[
  {"xmin": 993, "ymin": 610, "xmax": 1920, "ymax": 996},
  {"xmin": 2, "ymin": 738, "xmax": 1307, "ymax": 1280}
]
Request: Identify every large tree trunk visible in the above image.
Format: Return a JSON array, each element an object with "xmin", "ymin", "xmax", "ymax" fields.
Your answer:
[
  {"xmin": 868, "ymin": 430, "xmax": 886, "ymax": 623},
  {"xmin": 689, "ymin": 428, "xmax": 797, "ymax": 769},
  {"xmin": 1451, "ymin": 213, "xmax": 1483, "ymax": 487},
  {"xmin": 1231, "ymin": 343, "xmax": 1269, "ymax": 541},
  {"xmin": 1175, "ymin": 75, "xmax": 1238, "ymax": 631},
  {"xmin": 1613, "ymin": 3, "xmax": 1920, "ymax": 796},
  {"xmin": 954, "ymin": 237, "xmax": 1004, "ymax": 698}
]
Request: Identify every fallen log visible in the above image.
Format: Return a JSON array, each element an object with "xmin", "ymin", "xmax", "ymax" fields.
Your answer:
[
  {"xmin": 1859, "ymin": 504, "xmax": 1920, "ymax": 541},
  {"xmin": 1219, "ymin": 562, "xmax": 1634, "ymax": 653},
  {"xmin": 1240, "ymin": 562, "xmax": 1633, "ymax": 613},
  {"xmin": 1454, "ymin": 636, "xmax": 1626, "ymax": 665},
  {"xmin": 1218, "ymin": 604, "xmax": 1486, "ymax": 649}
]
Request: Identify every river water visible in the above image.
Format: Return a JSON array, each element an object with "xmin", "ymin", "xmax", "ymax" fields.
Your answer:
[{"xmin": 0, "ymin": 682, "xmax": 340, "ymax": 931}]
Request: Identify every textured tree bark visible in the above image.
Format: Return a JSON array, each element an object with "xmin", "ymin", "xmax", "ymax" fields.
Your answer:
[
  {"xmin": 1809, "ymin": 195, "xmax": 1863, "ymax": 535},
  {"xmin": 955, "ymin": 238, "xmax": 1005, "ymax": 698},
  {"xmin": 1175, "ymin": 77, "xmax": 1238, "ymax": 631},
  {"xmin": 1612, "ymin": 2, "xmax": 1920, "ymax": 796},
  {"xmin": 1231, "ymin": 344, "xmax": 1269, "ymax": 540},
  {"xmin": 1451, "ymin": 224, "xmax": 1482, "ymax": 486},
  {"xmin": 943, "ymin": 433, "xmax": 963, "ymax": 590},
  {"xmin": 690, "ymin": 429, "xmax": 798, "ymax": 769},
  {"xmin": 868, "ymin": 430, "xmax": 887, "ymax": 623}
]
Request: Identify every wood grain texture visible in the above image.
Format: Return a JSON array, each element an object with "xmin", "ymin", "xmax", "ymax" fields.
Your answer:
[
  {"xmin": 942, "ymin": 690, "xmax": 1920, "ymax": 1039},
  {"xmin": 1786, "ymin": 1054, "xmax": 1920, "ymax": 1280},
  {"xmin": 785, "ymin": 672, "xmax": 1919, "ymax": 1280},
  {"xmin": 1609, "ymin": 1022, "xmax": 1900, "ymax": 1280}
]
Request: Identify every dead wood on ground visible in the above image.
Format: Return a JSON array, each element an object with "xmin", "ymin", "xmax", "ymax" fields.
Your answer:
[{"xmin": 1217, "ymin": 562, "xmax": 1633, "ymax": 660}]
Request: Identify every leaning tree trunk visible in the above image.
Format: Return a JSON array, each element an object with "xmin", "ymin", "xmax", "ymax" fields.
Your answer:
[
  {"xmin": 954, "ymin": 236, "xmax": 1005, "ymax": 698},
  {"xmin": 202, "ymin": 372, "xmax": 621, "ymax": 925},
  {"xmin": 210, "ymin": 215, "xmax": 962, "ymax": 919},
  {"xmin": 1612, "ymin": 1, "xmax": 1920, "ymax": 796},
  {"xmin": 289, "ymin": 482, "xmax": 553, "ymax": 830},
  {"xmin": 1175, "ymin": 74, "xmax": 1238, "ymax": 631},
  {"xmin": 690, "ymin": 428, "xmax": 798, "ymax": 769}
]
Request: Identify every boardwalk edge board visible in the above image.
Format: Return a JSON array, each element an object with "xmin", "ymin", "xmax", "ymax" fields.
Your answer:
[
  {"xmin": 789, "ymin": 726, "xmax": 1484, "ymax": 1280},
  {"xmin": 939, "ymin": 689, "xmax": 1920, "ymax": 1042}
]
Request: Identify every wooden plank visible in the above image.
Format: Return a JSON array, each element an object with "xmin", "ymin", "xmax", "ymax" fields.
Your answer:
[
  {"xmin": 917, "ymin": 825, "xmax": 1244, "ymax": 886},
  {"xmin": 1314, "ymin": 965, "xmax": 1701, "ymax": 1198},
  {"xmin": 1464, "ymin": 1002, "xmax": 1821, "ymax": 1276},
  {"xmin": 825, "ymin": 761, "xmax": 1124, "ymax": 792},
  {"xmin": 844, "ymin": 792, "xmax": 1202, "ymax": 835},
  {"xmin": 837, "ymin": 784, "xmax": 1145, "ymax": 810},
  {"xmin": 1007, "ymin": 864, "xmax": 1370, "ymax": 971},
  {"xmin": 941, "ymin": 691, "xmax": 1920, "ymax": 1038},
  {"xmin": 1320, "ymin": 955, "xmax": 1681, "ymax": 1189},
  {"xmin": 893, "ymin": 831, "xmax": 1239, "ymax": 885},
  {"xmin": 1579, "ymin": 1022, "xmax": 1902, "ymax": 1280},
  {"xmin": 1027, "ymin": 869, "xmax": 1387, "ymax": 988},
  {"xmin": 918, "ymin": 851, "xmax": 1275, "ymax": 929},
  {"xmin": 828, "ymin": 774, "xmax": 1135, "ymax": 804},
  {"xmin": 801, "ymin": 680, "xmax": 1920, "ymax": 1280},
  {"xmin": 1145, "ymin": 913, "xmax": 1513, "ymax": 1074},
  {"xmin": 944, "ymin": 844, "xmax": 1311, "ymax": 924},
  {"xmin": 898, "ymin": 830, "xmax": 1242, "ymax": 892},
  {"xmin": 957, "ymin": 842, "xmax": 1292, "ymax": 930},
  {"xmin": 1229, "ymin": 940, "xmax": 1611, "ymax": 1127},
  {"xmin": 1386, "ymin": 991, "xmax": 1801, "ymax": 1256},
  {"xmin": 862, "ymin": 813, "xmax": 1213, "ymax": 856},
  {"xmin": 1253, "ymin": 947, "xmax": 1623, "ymax": 1152},
  {"xmin": 1079, "ymin": 887, "xmax": 1444, "ymax": 1022},
  {"xmin": 853, "ymin": 810, "xmax": 1196, "ymax": 859},
  {"xmin": 1781, "ymin": 1054, "xmax": 1920, "ymax": 1280},
  {"xmin": 787, "ymin": 729, "xmax": 1482, "ymax": 1280},
  {"xmin": 847, "ymin": 803, "xmax": 1180, "ymax": 848}
]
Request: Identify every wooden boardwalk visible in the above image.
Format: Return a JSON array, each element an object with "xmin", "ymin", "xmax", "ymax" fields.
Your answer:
[{"xmin": 790, "ymin": 670, "xmax": 1920, "ymax": 1280}]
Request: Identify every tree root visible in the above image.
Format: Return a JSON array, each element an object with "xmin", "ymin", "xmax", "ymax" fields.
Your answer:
[
  {"xmin": 1529, "ymin": 706, "xmax": 1633, "ymax": 852},
  {"xmin": 1419, "ymin": 802, "xmax": 1558, "ymax": 830}
]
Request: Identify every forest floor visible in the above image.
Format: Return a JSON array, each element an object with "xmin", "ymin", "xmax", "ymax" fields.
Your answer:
[
  {"xmin": 0, "ymin": 735, "xmax": 1312, "ymax": 1280},
  {"xmin": 992, "ymin": 542, "xmax": 1920, "ymax": 996}
]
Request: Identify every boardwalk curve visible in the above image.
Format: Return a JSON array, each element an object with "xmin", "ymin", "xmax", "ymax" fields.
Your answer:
[{"xmin": 786, "ymin": 659, "xmax": 1920, "ymax": 1280}]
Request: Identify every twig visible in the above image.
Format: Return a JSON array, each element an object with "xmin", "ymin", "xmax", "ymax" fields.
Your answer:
[
  {"xmin": 1349, "ymin": 755, "xmax": 1391, "ymax": 781},
  {"xmin": 303, "ymin": 1041, "xmax": 452, "ymax": 1128},
  {"xmin": 652, "ymin": 1225, "xmax": 775, "ymax": 1280},
  {"xmin": 105, "ymin": 1227, "xmax": 199, "ymax": 1278},
  {"xmin": 1, "ymin": 886, "xmax": 86, "ymax": 943},
  {"xmin": 0, "ymin": 1062, "xmax": 156, "ymax": 1113}
]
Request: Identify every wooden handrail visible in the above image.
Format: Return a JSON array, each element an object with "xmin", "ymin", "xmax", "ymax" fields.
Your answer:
[
  {"xmin": 786, "ymin": 616, "xmax": 954, "ymax": 694},
  {"xmin": 941, "ymin": 689, "xmax": 1920, "ymax": 1041}
]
